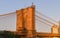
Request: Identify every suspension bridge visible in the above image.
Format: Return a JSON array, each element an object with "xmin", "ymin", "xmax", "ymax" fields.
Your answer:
[{"xmin": 0, "ymin": 5, "xmax": 60, "ymax": 38}]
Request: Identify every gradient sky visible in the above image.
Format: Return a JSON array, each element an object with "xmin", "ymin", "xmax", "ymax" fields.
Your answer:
[
  {"xmin": 0, "ymin": 0, "xmax": 60, "ymax": 32},
  {"xmin": 0, "ymin": 0, "xmax": 60, "ymax": 21}
]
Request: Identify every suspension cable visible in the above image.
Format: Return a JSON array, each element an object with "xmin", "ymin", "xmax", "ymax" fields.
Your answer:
[
  {"xmin": 35, "ymin": 15, "xmax": 54, "ymax": 24},
  {"xmin": 36, "ymin": 10, "xmax": 57, "ymax": 23},
  {"xmin": 0, "ymin": 12, "xmax": 15, "ymax": 16},
  {"xmin": 36, "ymin": 16, "xmax": 52, "ymax": 26},
  {"xmin": 35, "ymin": 18, "xmax": 51, "ymax": 27}
]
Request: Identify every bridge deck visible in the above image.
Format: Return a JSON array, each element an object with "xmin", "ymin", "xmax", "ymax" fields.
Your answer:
[
  {"xmin": 11, "ymin": 31, "xmax": 60, "ymax": 37},
  {"xmin": 36, "ymin": 32, "xmax": 60, "ymax": 37}
]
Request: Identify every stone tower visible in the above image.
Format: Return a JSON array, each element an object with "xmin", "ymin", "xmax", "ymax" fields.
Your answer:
[
  {"xmin": 16, "ymin": 5, "xmax": 36, "ymax": 38},
  {"xmin": 51, "ymin": 24, "xmax": 58, "ymax": 34},
  {"xmin": 58, "ymin": 21, "xmax": 60, "ymax": 34},
  {"xmin": 51, "ymin": 24, "xmax": 58, "ymax": 38}
]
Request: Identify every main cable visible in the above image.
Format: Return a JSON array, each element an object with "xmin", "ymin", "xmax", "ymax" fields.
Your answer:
[
  {"xmin": 36, "ymin": 10, "xmax": 57, "ymax": 23},
  {"xmin": 35, "ymin": 15, "xmax": 54, "ymax": 24},
  {"xmin": 35, "ymin": 18, "xmax": 51, "ymax": 27}
]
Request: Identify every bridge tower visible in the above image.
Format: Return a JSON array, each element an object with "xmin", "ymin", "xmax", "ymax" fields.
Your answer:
[
  {"xmin": 51, "ymin": 24, "xmax": 58, "ymax": 34},
  {"xmin": 51, "ymin": 24, "xmax": 58, "ymax": 38},
  {"xmin": 58, "ymin": 21, "xmax": 60, "ymax": 34},
  {"xmin": 16, "ymin": 5, "xmax": 36, "ymax": 38}
]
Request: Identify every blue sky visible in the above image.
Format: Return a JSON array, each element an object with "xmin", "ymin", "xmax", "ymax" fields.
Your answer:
[
  {"xmin": 0, "ymin": 0, "xmax": 60, "ymax": 32},
  {"xmin": 0, "ymin": 0, "xmax": 60, "ymax": 22}
]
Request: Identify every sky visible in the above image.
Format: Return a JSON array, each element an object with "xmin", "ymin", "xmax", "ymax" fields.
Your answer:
[
  {"xmin": 0, "ymin": 0, "xmax": 60, "ymax": 21},
  {"xmin": 0, "ymin": 0, "xmax": 60, "ymax": 32}
]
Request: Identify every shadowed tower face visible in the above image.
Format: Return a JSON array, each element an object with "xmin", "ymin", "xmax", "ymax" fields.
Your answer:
[{"xmin": 16, "ymin": 5, "xmax": 36, "ymax": 38}]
